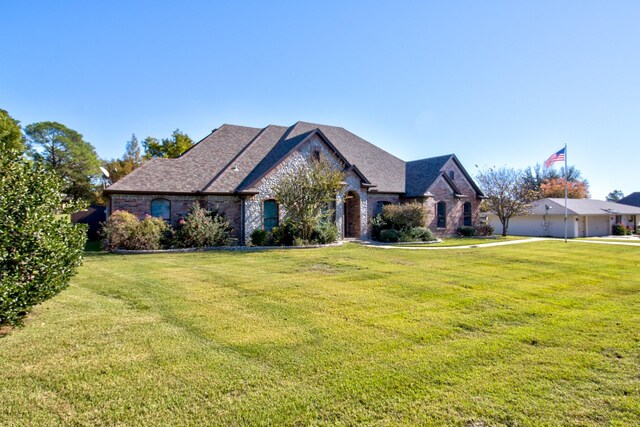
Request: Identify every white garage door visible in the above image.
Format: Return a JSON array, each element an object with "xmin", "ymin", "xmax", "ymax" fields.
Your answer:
[{"xmin": 587, "ymin": 216, "xmax": 610, "ymax": 237}]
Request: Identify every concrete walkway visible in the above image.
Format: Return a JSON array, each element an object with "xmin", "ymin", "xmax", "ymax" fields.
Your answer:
[
  {"xmin": 364, "ymin": 237, "xmax": 640, "ymax": 250},
  {"xmin": 364, "ymin": 237, "xmax": 549, "ymax": 250}
]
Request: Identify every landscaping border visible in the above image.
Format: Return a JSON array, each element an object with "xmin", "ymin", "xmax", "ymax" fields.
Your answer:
[{"xmin": 111, "ymin": 241, "xmax": 344, "ymax": 254}]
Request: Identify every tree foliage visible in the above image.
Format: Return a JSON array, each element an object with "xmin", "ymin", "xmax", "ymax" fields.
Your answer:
[
  {"xmin": 476, "ymin": 167, "xmax": 538, "ymax": 236},
  {"xmin": 0, "ymin": 108, "xmax": 25, "ymax": 154},
  {"xmin": 102, "ymin": 134, "xmax": 143, "ymax": 183},
  {"xmin": 606, "ymin": 190, "xmax": 624, "ymax": 202},
  {"xmin": 0, "ymin": 149, "xmax": 87, "ymax": 325},
  {"xmin": 523, "ymin": 163, "xmax": 590, "ymax": 199},
  {"xmin": 540, "ymin": 178, "xmax": 590, "ymax": 199},
  {"xmin": 273, "ymin": 156, "xmax": 344, "ymax": 242},
  {"xmin": 25, "ymin": 121, "xmax": 100, "ymax": 202},
  {"xmin": 143, "ymin": 129, "xmax": 194, "ymax": 158}
]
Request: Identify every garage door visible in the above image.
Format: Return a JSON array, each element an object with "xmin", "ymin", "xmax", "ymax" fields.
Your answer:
[{"xmin": 587, "ymin": 216, "xmax": 610, "ymax": 237}]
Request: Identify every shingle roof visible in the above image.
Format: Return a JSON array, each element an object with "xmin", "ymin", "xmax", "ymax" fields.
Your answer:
[
  {"xmin": 105, "ymin": 121, "xmax": 477, "ymax": 197},
  {"xmin": 404, "ymin": 154, "xmax": 483, "ymax": 198},
  {"xmin": 527, "ymin": 198, "xmax": 640, "ymax": 215},
  {"xmin": 405, "ymin": 155, "xmax": 452, "ymax": 197},
  {"xmin": 619, "ymin": 192, "xmax": 640, "ymax": 208}
]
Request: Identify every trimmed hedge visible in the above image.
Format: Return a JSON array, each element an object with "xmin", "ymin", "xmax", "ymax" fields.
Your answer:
[{"xmin": 1, "ymin": 150, "xmax": 86, "ymax": 325}]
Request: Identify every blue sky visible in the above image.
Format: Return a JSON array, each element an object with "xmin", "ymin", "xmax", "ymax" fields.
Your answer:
[{"xmin": 2, "ymin": 1, "xmax": 638, "ymax": 199}]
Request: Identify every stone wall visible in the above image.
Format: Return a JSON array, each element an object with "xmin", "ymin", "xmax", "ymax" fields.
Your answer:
[{"xmin": 244, "ymin": 134, "xmax": 370, "ymax": 242}]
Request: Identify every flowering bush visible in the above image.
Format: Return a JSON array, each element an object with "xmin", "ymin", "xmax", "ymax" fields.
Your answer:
[
  {"xmin": 102, "ymin": 211, "xmax": 169, "ymax": 250},
  {"xmin": 173, "ymin": 204, "xmax": 231, "ymax": 248}
]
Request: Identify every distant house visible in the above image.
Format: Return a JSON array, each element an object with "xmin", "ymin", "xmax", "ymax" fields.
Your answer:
[
  {"xmin": 488, "ymin": 198, "xmax": 640, "ymax": 238},
  {"xmin": 104, "ymin": 121, "xmax": 484, "ymax": 244},
  {"xmin": 619, "ymin": 192, "xmax": 640, "ymax": 208}
]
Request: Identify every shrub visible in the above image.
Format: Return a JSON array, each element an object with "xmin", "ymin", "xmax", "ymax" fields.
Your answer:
[
  {"xmin": 475, "ymin": 224, "xmax": 494, "ymax": 236},
  {"xmin": 409, "ymin": 226, "xmax": 434, "ymax": 241},
  {"xmin": 102, "ymin": 211, "xmax": 169, "ymax": 250},
  {"xmin": 173, "ymin": 204, "xmax": 231, "ymax": 248},
  {"xmin": 293, "ymin": 237, "xmax": 305, "ymax": 247},
  {"xmin": 636, "ymin": 226, "xmax": 640, "ymax": 235},
  {"xmin": 1, "ymin": 150, "xmax": 86, "ymax": 325},
  {"xmin": 382, "ymin": 202, "xmax": 427, "ymax": 231},
  {"xmin": 250, "ymin": 229, "xmax": 269, "ymax": 246},
  {"xmin": 370, "ymin": 214, "xmax": 387, "ymax": 241},
  {"xmin": 379, "ymin": 229, "xmax": 400, "ymax": 243},
  {"xmin": 457, "ymin": 226, "xmax": 477, "ymax": 237},
  {"xmin": 612, "ymin": 224, "xmax": 628, "ymax": 236},
  {"xmin": 311, "ymin": 221, "xmax": 339, "ymax": 244},
  {"xmin": 271, "ymin": 220, "xmax": 299, "ymax": 246}
]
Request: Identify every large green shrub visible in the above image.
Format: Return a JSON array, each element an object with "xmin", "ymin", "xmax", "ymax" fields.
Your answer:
[
  {"xmin": 457, "ymin": 226, "xmax": 477, "ymax": 237},
  {"xmin": 1, "ymin": 150, "xmax": 86, "ymax": 325},
  {"xmin": 173, "ymin": 204, "xmax": 231, "ymax": 248},
  {"xmin": 311, "ymin": 221, "xmax": 339, "ymax": 244},
  {"xmin": 102, "ymin": 211, "xmax": 170, "ymax": 250},
  {"xmin": 250, "ymin": 229, "xmax": 269, "ymax": 246},
  {"xmin": 379, "ymin": 229, "xmax": 400, "ymax": 243},
  {"xmin": 382, "ymin": 202, "xmax": 428, "ymax": 231}
]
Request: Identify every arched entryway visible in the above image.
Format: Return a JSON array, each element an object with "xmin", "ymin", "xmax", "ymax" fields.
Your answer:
[{"xmin": 344, "ymin": 191, "xmax": 361, "ymax": 238}]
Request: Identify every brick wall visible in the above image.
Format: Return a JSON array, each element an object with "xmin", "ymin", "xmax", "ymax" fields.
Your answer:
[{"xmin": 109, "ymin": 193, "xmax": 242, "ymax": 240}]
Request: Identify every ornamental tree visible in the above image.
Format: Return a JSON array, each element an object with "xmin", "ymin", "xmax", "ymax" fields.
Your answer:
[
  {"xmin": 273, "ymin": 155, "xmax": 344, "ymax": 242},
  {"xmin": 0, "ymin": 149, "xmax": 87, "ymax": 325},
  {"xmin": 539, "ymin": 178, "xmax": 590, "ymax": 199},
  {"xmin": 476, "ymin": 167, "xmax": 538, "ymax": 236}
]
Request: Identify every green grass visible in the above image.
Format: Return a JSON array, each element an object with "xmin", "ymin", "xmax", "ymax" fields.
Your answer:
[
  {"xmin": 1, "ymin": 242, "xmax": 639, "ymax": 425},
  {"xmin": 396, "ymin": 235, "xmax": 527, "ymax": 247}
]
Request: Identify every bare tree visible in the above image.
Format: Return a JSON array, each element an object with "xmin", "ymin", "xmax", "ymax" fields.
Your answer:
[{"xmin": 476, "ymin": 167, "xmax": 538, "ymax": 236}]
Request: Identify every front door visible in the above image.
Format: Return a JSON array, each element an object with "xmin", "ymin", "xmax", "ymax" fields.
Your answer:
[{"xmin": 344, "ymin": 191, "xmax": 360, "ymax": 238}]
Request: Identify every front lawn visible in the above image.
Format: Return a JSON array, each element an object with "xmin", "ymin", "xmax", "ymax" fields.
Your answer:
[
  {"xmin": 1, "ymin": 243, "xmax": 638, "ymax": 425},
  {"xmin": 395, "ymin": 235, "xmax": 527, "ymax": 247}
]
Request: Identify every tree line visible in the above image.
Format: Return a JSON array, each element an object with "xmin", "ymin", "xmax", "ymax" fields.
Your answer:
[{"xmin": 0, "ymin": 108, "xmax": 195, "ymax": 205}]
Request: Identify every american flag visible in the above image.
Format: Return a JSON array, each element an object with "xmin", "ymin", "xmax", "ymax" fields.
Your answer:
[{"xmin": 544, "ymin": 147, "xmax": 566, "ymax": 168}]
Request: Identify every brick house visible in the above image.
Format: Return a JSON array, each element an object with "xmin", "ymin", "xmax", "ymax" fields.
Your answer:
[{"xmin": 104, "ymin": 121, "xmax": 484, "ymax": 244}]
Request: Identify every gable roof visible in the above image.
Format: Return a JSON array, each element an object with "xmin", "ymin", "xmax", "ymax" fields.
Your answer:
[
  {"xmin": 526, "ymin": 198, "xmax": 640, "ymax": 216},
  {"xmin": 105, "ymin": 121, "xmax": 478, "ymax": 197},
  {"xmin": 405, "ymin": 154, "xmax": 483, "ymax": 198},
  {"xmin": 619, "ymin": 192, "xmax": 640, "ymax": 208}
]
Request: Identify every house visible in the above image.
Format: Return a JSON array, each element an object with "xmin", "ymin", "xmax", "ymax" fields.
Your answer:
[
  {"xmin": 104, "ymin": 121, "xmax": 484, "ymax": 244},
  {"xmin": 487, "ymin": 198, "xmax": 640, "ymax": 238},
  {"xmin": 619, "ymin": 192, "xmax": 640, "ymax": 208}
]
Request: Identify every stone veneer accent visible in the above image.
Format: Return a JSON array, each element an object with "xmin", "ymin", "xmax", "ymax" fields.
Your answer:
[{"xmin": 244, "ymin": 134, "xmax": 370, "ymax": 243}]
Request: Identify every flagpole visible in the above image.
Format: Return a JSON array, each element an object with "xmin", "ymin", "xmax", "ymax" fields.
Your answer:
[{"xmin": 564, "ymin": 143, "xmax": 568, "ymax": 243}]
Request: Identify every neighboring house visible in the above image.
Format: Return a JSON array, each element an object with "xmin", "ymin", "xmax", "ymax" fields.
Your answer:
[
  {"xmin": 619, "ymin": 192, "xmax": 640, "ymax": 208},
  {"xmin": 488, "ymin": 198, "xmax": 640, "ymax": 238},
  {"xmin": 104, "ymin": 121, "xmax": 484, "ymax": 244}
]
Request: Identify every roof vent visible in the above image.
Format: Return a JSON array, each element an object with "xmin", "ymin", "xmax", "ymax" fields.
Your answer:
[{"xmin": 232, "ymin": 165, "xmax": 240, "ymax": 172}]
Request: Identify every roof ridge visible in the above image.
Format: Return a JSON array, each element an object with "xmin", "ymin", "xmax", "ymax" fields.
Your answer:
[{"xmin": 200, "ymin": 125, "xmax": 271, "ymax": 192}]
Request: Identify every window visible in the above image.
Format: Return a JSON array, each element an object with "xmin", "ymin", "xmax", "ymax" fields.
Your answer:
[
  {"xmin": 374, "ymin": 201, "xmax": 392, "ymax": 216},
  {"xmin": 312, "ymin": 150, "xmax": 321, "ymax": 162},
  {"xmin": 463, "ymin": 202, "xmax": 472, "ymax": 226},
  {"xmin": 150, "ymin": 198, "xmax": 171, "ymax": 221},
  {"xmin": 437, "ymin": 201, "xmax": 446, "ymax": 228},
  {"xmin": 615, "ymin": 215, "xmax": 622, "ymax": 224},
  {"xmin": 449, "ymin": 170, "xmax": 455, "ymax": 180},
  {"xmin": 263, "ymin": 199, "xmax": 279, "ymax": 231}
]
